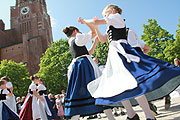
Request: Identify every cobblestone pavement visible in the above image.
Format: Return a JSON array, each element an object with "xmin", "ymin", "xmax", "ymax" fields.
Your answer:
[{"xmin": 81, "ymin": 97, "xmax": 180, "ymax": 120}]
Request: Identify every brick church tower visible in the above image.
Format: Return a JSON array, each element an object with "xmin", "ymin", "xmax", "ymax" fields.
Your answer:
[{"xmin": 0, "ymin": 0, "xmax": 53, "ymax": 75}]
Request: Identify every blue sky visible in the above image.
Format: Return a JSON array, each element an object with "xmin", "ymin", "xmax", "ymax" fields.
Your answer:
[{"xmin": 1, "ymin": 0, "xmax": 180, "ymax": 44}]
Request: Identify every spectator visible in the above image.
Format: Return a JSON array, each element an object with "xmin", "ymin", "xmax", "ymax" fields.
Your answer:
[
  {"xmin": 56, "ymin": 94, "xmax": 64, "ymax": 120},
  {"xmin": 16, "ymin": 97, "xmax": 23, "ymax": 114},
  {"xmin": 48, "ymin": 93, "xmax": 58, "ymax": 114}
]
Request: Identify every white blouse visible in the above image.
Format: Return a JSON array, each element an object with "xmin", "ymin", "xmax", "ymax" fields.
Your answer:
[
  {"xmin": 0, "ymin": 89, "xmax": 9, "ymax": 94},
  {"xmin": 127, "ymin": 29, "xmax": 145, "ymax": 49},
  {"xmin": 6, "ymin": 82, "xmax": 13, "ymax": 89},
  {"xmin": 37, "ymin": 84, "xmax": 46, "ymax": 92},
  {"xmin": 29, "ymin": 82, "xmax": 37, "ymax": 91},
  {"xmin": 68, "ymin": 32, "xmax": 92, "ymax": 47},
  {"xmin": 104, "ymin": 13, "xmax": 126, "ymax": 33}
]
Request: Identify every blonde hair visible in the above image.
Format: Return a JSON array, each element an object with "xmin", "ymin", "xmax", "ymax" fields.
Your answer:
[{"xmin": 102, "ymin": 4, "xmax": 122, "ymax": 17}]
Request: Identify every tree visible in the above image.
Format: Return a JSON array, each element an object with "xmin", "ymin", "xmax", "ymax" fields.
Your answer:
[
  {"xmin": 0, "ymin": 60, "xmax": 30, "ymax": 96},
  {"xmin": 141, "ymin": 19, "xmax": 175, "ymax": 62},
  {"xmin": 92, "ymin": 41, "xmax": 109, "ymax": 65},
  {"xmin": 37, "ymin": 39, "xmax": 72, "ymax": 94},
  {"xmin": 163, "ymin": 19, "xmax": 180, "ymax": 63}
]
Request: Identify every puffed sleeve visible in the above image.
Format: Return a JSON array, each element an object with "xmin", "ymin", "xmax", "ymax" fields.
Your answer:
[
  {"xmin": 29, "ymin": 83, "xmax": 37, "ymax": 91},
  {"xmin": 75, "ymin": 32, "xmax": 92, "ymax": 46},
  {"xmin": 37, "ymin": 84, "xmax": 46, "ymax": 92},
  {"xmin": 104, "ymin": 13, "xmax": 125, "ymax": 28},
  {"xmin": 2, "ymin": 89, "xmax": 10, "ymax": 94},
  {"xmin": 6, "ymin": 82, "xmax": 13, "ymax": 88},
  {"xmin": 138, "ymin": 38, "xmax": 146, "ymax": 49}
]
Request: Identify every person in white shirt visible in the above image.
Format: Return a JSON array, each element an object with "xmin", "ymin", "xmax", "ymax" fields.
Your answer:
[
  {"xmin": 1, "ymin": 76, "xmax": 17, "ymax": 113},
  {"xmin": 81, "ymin": 4, "xmax": 180, "ymax": 120},
  {"xmin": 37, "ymin": 78, "xmax": 58, "ymax": 120},
  {"xmin": 63, "ymin": 18, "xmax": 115, "ymax": 120},
  {"xmin": 0, "ymin": 80, "xmax": 20, "ymax": 120}
]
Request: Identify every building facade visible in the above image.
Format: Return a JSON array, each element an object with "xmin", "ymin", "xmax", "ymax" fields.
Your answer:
[{"xmin": 0, "ymin": 0, "xmax": 53, "ymax": 75}]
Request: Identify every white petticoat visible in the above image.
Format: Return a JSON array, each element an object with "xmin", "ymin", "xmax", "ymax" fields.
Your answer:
[
  {"xmin": 87, "ymin": 40, "xmax": 139, "ymax": 98},
  {"xmin": 37, "ymin": 95, "xmax": 52, "ymax": 120}
]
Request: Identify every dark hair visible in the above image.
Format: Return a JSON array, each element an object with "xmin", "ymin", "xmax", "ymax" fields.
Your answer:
[
  {"xmin": 0, "ymin": 80, "xmax": 5, "ymax": 86},
  {"xmin": 0, "ymin": 76, "xmax": 10, "ymax": 82},
  {"xmin": 39, "ymin": 78, "xmax": 44, "ymax": 84},
  {"xmin": 62, "ymin": 26, "xmax": 79, "ymax": 37},
  {"xmin": 30, "ymin": 75, "xmax": 39, "ymax": 81}
]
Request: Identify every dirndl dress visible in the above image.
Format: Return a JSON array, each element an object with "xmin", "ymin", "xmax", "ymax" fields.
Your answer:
[
  {"xmin": 65, "ymin": 55, "xmax": 107, "ymax": 117},
  {"xmin": 87, "ymin": 13, "xmax": 180, "ymax": 106},
  {"xmin": 37, "ymin": 84, "xmax": 58, "ymax": 120},
  {"xmin": 5, "ymin": 82, "xmax": 17, "ymax": 112},
  {"xmin": 0, "ymin": 89, "xmax": 20, "ymax": 120},
  {"xmin": 19, "ymin": 82, "xmax": 41, "ymax": 120}
]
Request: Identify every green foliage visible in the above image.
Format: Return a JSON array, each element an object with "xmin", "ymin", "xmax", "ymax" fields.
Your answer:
[
  {"xmin": 37, "ymin": 38, "xmax": 72, "ymax": 94},
  {"xmin": 141, "ymin": 19, "xmax": 175, "ymax": 63},
  {"xmin": 92, "ymin": 41, "xmax": 109, "ymax": 65},
  {"xmin": 163, "ymin": 19, "xmax": 180, "ymax": 63},
  {"xmin": 0, "ymin": 60, "xmax": 30, "ymax": 96}
]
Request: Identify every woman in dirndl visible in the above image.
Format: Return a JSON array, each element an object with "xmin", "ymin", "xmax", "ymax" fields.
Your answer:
[
  {"xmin": 37, "ymin": 78, "xmax": 58, "ymax": 120},
  {"xmin": 0, "ymin": 80, "xmax": 20, "ymax": 120},
  {"xmin": 82, "ymin": 4, "xmax": 180, "ymax": 120},
  {"xmin": 19, "ymin": 75, "xmax": 45, "ymax": 120},
  {"xmin": 62, "ymin": 18, "xmax": 115, "ymax": 120}
]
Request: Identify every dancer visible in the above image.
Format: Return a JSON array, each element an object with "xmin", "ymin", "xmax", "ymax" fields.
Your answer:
[
  {"xmin": 63, "ymin": 18, "xmax": 115, "ymax": 120},
  {"xmin": 19, "ymin": 75, "xmax": 45, "ymax": 120},
  {"xmin": 37, "ymin": 78, "xmax": 58, "ymax": 120},
  {"xmin": 81, "ymin": 4, "xmax": 180, "ymax": 120},
  {"xmin": 1, "ymin": 76, "xmax": 17, "ymax": 112},
  {"xmin": 0, "ymin": 79, "xmax": 20, "ymax": 120}
]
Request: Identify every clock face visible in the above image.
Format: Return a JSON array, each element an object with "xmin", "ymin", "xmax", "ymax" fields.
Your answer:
[{"xmin": 21, "ymin": 7, "xmax": 30, "ymax": 15}]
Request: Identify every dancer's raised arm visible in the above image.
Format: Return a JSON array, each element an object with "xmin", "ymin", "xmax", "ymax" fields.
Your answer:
[
  {"xmin": 94, "ymin": 25, "xmax": 108, "ymax": 43},
  {"xmin": 78, "ymin": 17, "xmax": 96, "ymax": 39},
  {"xmin": 88, "ymin": 36, "xmax": 99, "ymax": 55}
]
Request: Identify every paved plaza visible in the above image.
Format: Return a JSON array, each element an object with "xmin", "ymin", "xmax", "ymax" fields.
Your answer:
[{"xmin": 81, "ymin": 97, "xmax": 180, "ymax": 120}]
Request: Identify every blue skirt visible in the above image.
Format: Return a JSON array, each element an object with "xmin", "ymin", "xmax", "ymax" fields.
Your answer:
[
  {"xmin": 2, "ymin": 102, "xmax": 20, "ymax": 120},
  {"xmin": 65, "ymin": 57, "xmax": 106, "ymax": 117},
  {"xmin": 95, "ymin": 43, "xmax": 180, "ymax": 106}
]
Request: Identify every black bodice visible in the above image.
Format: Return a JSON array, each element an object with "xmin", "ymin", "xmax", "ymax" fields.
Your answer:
[
  {"xmin": 28, "ymin": 89, "xmax": 38, "ymax": 95},
  {"xmin": 70, "ymin": 39, "xmax": 89, "ymax": 58},
  {"xmin": 0, "ymin": 90, "xmax": 6, "ymax": 100},
  {"xmin": 107, "ymin": 25, "xmax": 127, "ymax": 42},
  {"xmin": 38, "ymin": 90, "xmax": 47, "ymax": 96}
]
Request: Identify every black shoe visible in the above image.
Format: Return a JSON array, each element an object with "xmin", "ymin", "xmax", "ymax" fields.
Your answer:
[
  {"xmin": 165, "ymin": 95, "xmax": 171, "ymax": 110},
  {"xmin": 147, "ymin": 118, "xmax": 156, "ymax": 120},
  {"xmin": 87, "ymin": 115, "xmax": 95, "ymax": 119},
  {"xmin": 114, "ymin": 112, "xmax": 119, "ymax": 116},
  {"xmin": 126, "ymin": 114, "xmax": 140, "ymax": 120},
  {"xmin": 148, "ymin": 102, "xmax": 158, "ymax": 116},
  {"xmin": 120, "ymin": 111, "xmax": 126, "ymax": 115}
]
